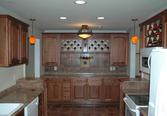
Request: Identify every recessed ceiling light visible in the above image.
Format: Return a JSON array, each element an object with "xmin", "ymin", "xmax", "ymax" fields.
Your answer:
[
  {"xmin": 74, "ymin": 0, "xmax": 87, "ymax": 5},
  {"xmin": 97, "ymin": 17, "xmax": 104, "ymax": 20},
  {"xmin": 59, "ymin": 17, "xmax": 67, "ymax": 20}
]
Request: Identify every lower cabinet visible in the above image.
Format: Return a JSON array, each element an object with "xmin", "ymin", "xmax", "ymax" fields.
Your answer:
[
  {"xmin": 47, "ymin": 79, "xmax": 62, "ymax": 101},
  {"xmin": 103, "ymin": 78, "xmax": 120, "ymax": 102},
  {"xmin": 72, "ymin": 78, "xmax": 87, "ymax": 100},
  {"xmin": 45, "ymin": 77, "xmax": 128, "ymax": 103},
  {"xmin": 87, "ymin": 78, "xmax": 103, "ymax": 100}
]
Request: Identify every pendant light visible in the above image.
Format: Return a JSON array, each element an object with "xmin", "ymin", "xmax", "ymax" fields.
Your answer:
[
  {"xmin": 78, "ymin": 25, "xmax": 93, "ymax": 39},
  {"xmin": 131, "ymin": 19, "xmax": 138, "ymax": 44},
  {"xmin": 29, "ymin": 19, "xmax": 36, "ymax": 45}
]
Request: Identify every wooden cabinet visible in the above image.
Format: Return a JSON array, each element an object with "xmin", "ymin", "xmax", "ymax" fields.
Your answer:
[
  {"xmin": 0, "ymin": 15, "xmax": 29, "ymax": 66},
  {"xmin": 62, "ymin": 78, "xmax": 71, "ymax": 101},
  {"xmin": 103, "ymin": 78, "xmax": 120, "ymax": 102},
  {"xmin": 140, "ymin": 10, "xmax": 167, "ymax": 48},
  {"xmin": 45, "ymin": 76, "xmax": 128, "ymax": 104},
  {"xmin": 42, "ymin": 33, "xmax": 129, "ymax": 70},
  {"xmin": 47, "ymin": 79, "xmax": 62, "ymax": 101},
  {"xmin": 110, "ymin": 34, "xmax": 129, "ymax": 66},
  {"xmin": 15, "ymin": 109, "xmax": 24, "ymax": 116},
  {"xmin": 72, "ymin": 78, "xmax": 87, "ymax": 100},
  {"xmin": 87, "ymin": 78, "xmax": 103, "ymax": 100},
  {"xmin": 42, "ymin": 34, "xmax": 60, "ymax": 66}
]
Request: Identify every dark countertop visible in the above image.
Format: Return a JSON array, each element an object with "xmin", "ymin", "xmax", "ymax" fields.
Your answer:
[{"xmin": 0, "ymin": 78, "xmax": 44, "ymax": 116}]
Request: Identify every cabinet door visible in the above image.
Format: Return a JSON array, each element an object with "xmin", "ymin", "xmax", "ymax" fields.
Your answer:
[
  {"xmin": 87, "ymin": 78, "xmax": 103, "ymax": 100},
  {"xmin": 103, "ymin": 78, "xmax": 120, "ymax": 102},
  {"xmin": 110, "ymin": 34, "xmax": 129, "ymax": 66},
  {"xmin": 42, "ymin": 36, "xmax": 60, "ymax": 66},
  {"xmin": 19, "ymin": 25, "xmax": 28, "ymax": 64},
  {"xmin": 72, "ymin": 78, "xmax": 87, "ymax": 100},
  {"xmin": 9, "ymin": 20, "xmax": 20, "ymax": 65},
  {"xmin": 0, "ymin": 17, "xmax": 9, "ymax": 66},
  {"xmin": 47, "ymin": 79, "xmax": 62, "ymax": 102},
  {"xmin": 62, "ymin": 79, "xmax": 71, "ymax": 101}
]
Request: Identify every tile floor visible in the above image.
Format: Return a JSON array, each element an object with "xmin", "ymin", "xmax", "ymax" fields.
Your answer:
[{"xmin": 48, "ymin": 104, "xmax": 119, "ymax": 116}]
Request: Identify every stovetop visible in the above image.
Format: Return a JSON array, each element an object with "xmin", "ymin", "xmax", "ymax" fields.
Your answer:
[{"xmin": 128, "ymin": 95, "xmax": 149, "ymax": 106}]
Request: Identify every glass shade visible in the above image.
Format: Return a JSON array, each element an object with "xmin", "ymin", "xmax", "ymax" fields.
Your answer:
[
  {"xmin": 78, "ymin": 25, "xmax": 92, "ymax": 39},
  {"xmin": 29, "ymin": 35, "xmax": 36, "ymax": 45},
  {"xmin": 131, "ymin": 35, "xmax": 138, "ymax": 44}
]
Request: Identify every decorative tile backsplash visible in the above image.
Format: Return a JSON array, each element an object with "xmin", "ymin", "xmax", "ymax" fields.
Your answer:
[
  {"xmin": 61, "ymin": 40, "xmax": 83, "ymax": 52},
  {"xmin": 61, "ymin": 39, "xmax": 110, "ymax": 52}
]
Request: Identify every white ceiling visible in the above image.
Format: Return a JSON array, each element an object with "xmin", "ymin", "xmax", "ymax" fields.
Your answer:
[{"xmin": 0, "ymin": 0, "xmax": 167, "ymax": 31}]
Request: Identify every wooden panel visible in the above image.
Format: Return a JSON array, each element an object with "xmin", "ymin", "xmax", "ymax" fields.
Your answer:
[
  {"xmin": 62, "ymin": 78, "xmax": 71, "ymax": 101},
  {"xmin": 72, "ymin": 78, "xmax": 87, "ymax": 100},
  {"xmin": 42, "ymin": 36, "xmax": 60, "ymax": 66},
  {"xmin": 87, "ymin": 78, "xmax": 103, "ymax": 99},
  {"xmin": 110, "ymin": 34, "xmax": 129, "ymax": 66},
  {"xmin": 47, "ymin": 79, "xmax": 62, "ymax": 101},
  {"xmin": 15, "ymin": 109, "xmax": 24, "ymax": 116},
  {"xmin": 103, "ymin": 78, "xmax": 120, "ymax": 102},
  {"xmin": 0, "ymin": 17, "xmax": 8, "ymax": 66},
  {"xmin": 19, "ymin": 25, "xmax": 28, "ymax": 64}
]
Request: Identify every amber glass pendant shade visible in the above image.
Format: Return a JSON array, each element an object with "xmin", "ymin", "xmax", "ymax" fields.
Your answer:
[
  {"xmin": 131, "ymin": 34, "xmax": 138, "ymax": 44},
  {"xmin": 29, "ymin": 35, "xmax": 36, "ymax": 45},
  {"xmin": 78, "ymin": 25, "xmax": 92, "ymax": 39},
  {"xmin": 131, "ymin": 19, "xmax": 138, "ymax": 45},
  {"xmin": 29, "ymin": 19, "xmax": 36, "ymax": 45}
]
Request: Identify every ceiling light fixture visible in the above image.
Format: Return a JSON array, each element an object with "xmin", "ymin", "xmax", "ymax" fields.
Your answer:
[
  {"xmin": 131, "ymin": 18, "xmax": 138, "ymax": 45},
  {"xmin": 78, "ymin": 25, "xmax": 93, "ymax": 39},
  {"xmin": 74, "ymin": 0, "xmax": 86, "ymax": 5},
  {"xmin": 59, "ymin": 17, "xmax": 67, "ymax": 20},
  {"xmin": 29, "ymin": 19, "xmax": 36, "ymax": 45},
  {"xmin": 97, "ymin": 17, "xmax": 104, "ymax": 20}
]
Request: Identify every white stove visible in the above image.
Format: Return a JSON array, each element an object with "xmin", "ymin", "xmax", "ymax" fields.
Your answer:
[{"xmin": 124, "ymin": 95, "xmax": 149, "ymax": 116}]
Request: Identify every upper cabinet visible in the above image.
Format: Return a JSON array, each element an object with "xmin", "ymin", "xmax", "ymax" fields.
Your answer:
[
  {"xmin": 140, "ymin": 10, "xmax": 167, "ymax": 48},
  {"xmin": 42, "ymin": 34, "xmax": 60, "ymax": 66},
  {"xmin": 110, "ymin": 34, "xmax": 129, "ymax": 66},
  {"xmin": 0, "ymin": 15, "xmax": 29, "ymax": 67},
  {"xmin": 42, "ymin": 33, "xmax": 129, "ymax": 70}
]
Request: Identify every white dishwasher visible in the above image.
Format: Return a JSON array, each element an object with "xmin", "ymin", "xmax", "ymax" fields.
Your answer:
[{"xmin": 24, "ymin": 97, "xmax": 39, "ymax": 116}]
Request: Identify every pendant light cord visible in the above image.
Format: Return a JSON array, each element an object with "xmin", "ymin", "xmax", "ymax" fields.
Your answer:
[
  {"xmin": 30, "ymin": 18, "xmax": 36, "ymax": 35},
  {"xmin": 132, "ymin": 18, "xmax": 138, "ymax": 35}
]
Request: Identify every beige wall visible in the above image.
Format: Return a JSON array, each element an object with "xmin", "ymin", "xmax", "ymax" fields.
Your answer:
[{"xmin": 0, "ymin": 6, "xmax": 41, "ymax": 92}]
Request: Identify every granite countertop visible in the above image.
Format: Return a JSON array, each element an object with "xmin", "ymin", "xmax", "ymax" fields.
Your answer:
[
  {"xmin": 0, "ymin": 78, "xmax": 44, "ymax": 116},
  {"xmin": 43, "ymin": 71, "xmax": 129, "ymax": 77},
  {"xmin": 140, "ymin": 107, "xmax": 148, "ymax": 116},
  {"xmin": 121, "ymin": 78, "xmax": 149, "ymax": 95}
]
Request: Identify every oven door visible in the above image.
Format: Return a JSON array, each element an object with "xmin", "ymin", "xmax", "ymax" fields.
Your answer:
[{"xmin": 124, "ymin": 97, "xmax": 140, "ymax": 116}]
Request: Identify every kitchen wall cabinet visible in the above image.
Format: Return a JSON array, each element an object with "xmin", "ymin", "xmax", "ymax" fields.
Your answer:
[
  {"xmin": 0, "ymin": 15, "xmax": 29, "ymax": 66},
  {"xmin": 44, "ymin": 76, "xmax": 129, "ymax": 104},
  {"xmin": 42, "ymin": 33, "xmax": 129, "ymax": 70},
  {"xmin": 140, "ymin": 10, "xmax": 167, "ymax": 48},
  {"xmin": 42, "ymin": 34, "xmax": 60, "ymax": 66},
  {"xmin": 110, "ymin": 34, "xmax": 129, "ymax": 66}
]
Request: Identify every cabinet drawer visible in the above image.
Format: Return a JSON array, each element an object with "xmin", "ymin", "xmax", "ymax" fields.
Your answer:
[
  {"xmin": 72, "ymin": 78, "xmax": 87, "ymax": 86},
  {"xmin": 104, "ymin": 79, "xmax": 119, "ymax": 86},
  {"xmin": 88, "ymin": 78, "xmax": 102, "ymax": 85}
]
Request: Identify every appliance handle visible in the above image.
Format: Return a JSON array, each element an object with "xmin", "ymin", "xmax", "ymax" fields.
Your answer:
[
  {"xmin": 123, "ymin": 97, "xmax": 137, "ymax": 113},
  {"xmin": 148, "ymin": 53, "xmax": 152, "ymax": 69}
]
